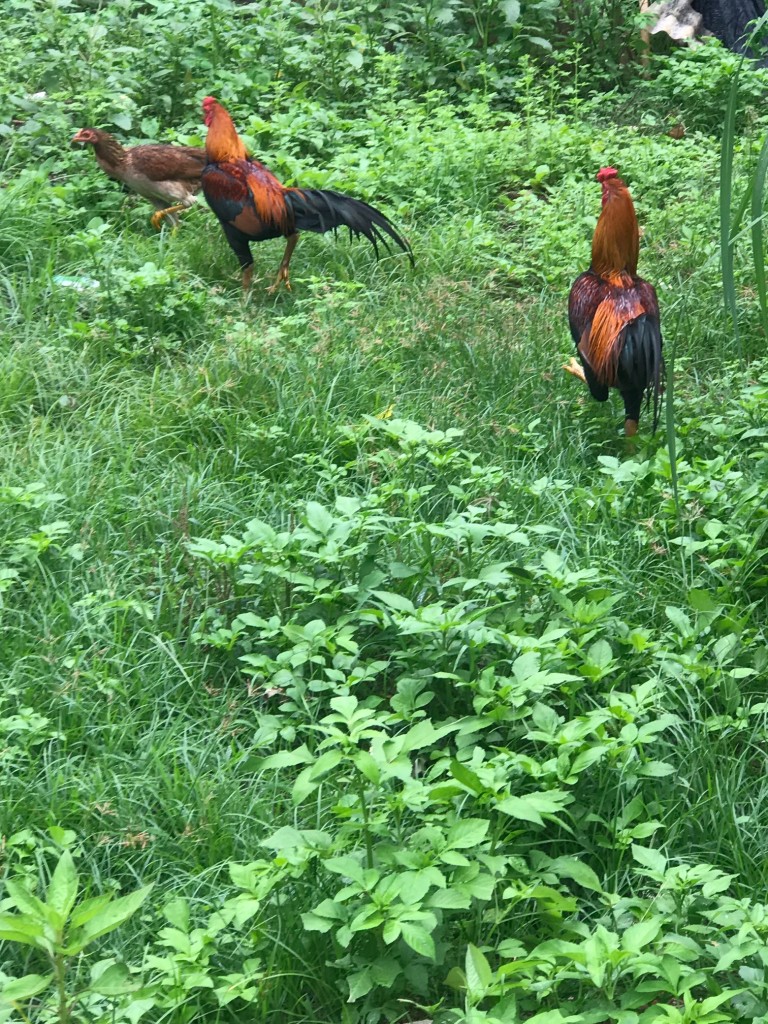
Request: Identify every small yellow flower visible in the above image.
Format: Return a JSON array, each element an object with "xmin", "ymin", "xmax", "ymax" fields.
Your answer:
[{"xmin": 375, "ymin": 404, "xmax": 395, "ymax": 420}]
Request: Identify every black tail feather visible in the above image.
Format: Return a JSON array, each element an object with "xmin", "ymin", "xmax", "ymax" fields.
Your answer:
[
  {"xmin": 617, "ymin": 313, "xmax": 665, "ymax": 433},
  {"xmin": 285, "ymin": 188, "xmax": 414, "ymax": 266}
]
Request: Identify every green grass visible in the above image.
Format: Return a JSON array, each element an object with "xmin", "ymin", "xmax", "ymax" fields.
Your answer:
[{"xmin": 3, "ymin": 12, "xmax": 768, "ymax": 1024}]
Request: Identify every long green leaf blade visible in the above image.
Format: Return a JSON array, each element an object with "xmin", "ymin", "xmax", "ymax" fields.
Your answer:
[
  {"xmin": 751, "ymin": 133, "xmax": 768, "ymax": 338},
  {"xmin": 665, "ymin": 329, "xmax": 679, "ymax": 519},
  {"xmin": 720, "ymin": 61, "xmax": 742, "ymax": 359}
]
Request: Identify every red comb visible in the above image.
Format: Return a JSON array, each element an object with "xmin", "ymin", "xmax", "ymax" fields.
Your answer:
[{"xmin": 596, "ymin": 167, "xmax": 619, "ymax": 183}]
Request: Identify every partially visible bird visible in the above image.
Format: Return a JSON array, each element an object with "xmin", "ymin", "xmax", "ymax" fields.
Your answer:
[
  {"xmin": 564, "ymin": 167, "xmax": 664, "ymax": 436},
  {"xmin": 200, "ymin": 96, "xmax": 414, "ymax": 293},
  {"xmin": 71, "ymin": 128, "xmax": 207, "ymax": 229}
]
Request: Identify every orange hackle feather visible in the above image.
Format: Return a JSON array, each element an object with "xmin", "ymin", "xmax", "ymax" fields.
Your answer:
[
  {"xmin": 202, "ymin": 96, "xmax": 249, "ymax": 161},
  {"xmin": 583, "ymin": 168, "xmax": 641, "ymax": 386},
  {"xmin": 202, "ymin": 96, "xmax": 292, "ymax": 233}
]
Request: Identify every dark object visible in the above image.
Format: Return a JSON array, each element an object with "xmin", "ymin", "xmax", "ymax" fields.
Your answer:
[
  {"xmin": 200, "ymin": 96, "xmax": 414, "ymax": 293},
  {"xmin": 692, "ymin": 0, "xmax": 767, "ymax": 59},
  {"xmin": 564, "ymin": 168, "xmax": 664, "ymax": 437}
]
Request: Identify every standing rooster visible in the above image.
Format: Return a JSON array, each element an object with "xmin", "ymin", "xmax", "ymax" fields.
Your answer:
[
  {"xmin": 564, "ymin": 167, "xmax": 664, "ymax": 436},
  {"xmin": 71, "ymin": 128, "xmax": 206, "ymax": 229},
  {"xmin": 200, "ymin": 96, "xmax": 413, "ymax": 292}
]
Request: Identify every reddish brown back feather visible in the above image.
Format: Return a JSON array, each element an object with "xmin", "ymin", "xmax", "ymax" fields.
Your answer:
[
  {"xmin": 202, "ymin": 159, "xmax": 294, "ymax": 235},
  {"xmin": 124, "ymin": 145, "xmax": 206, "ymax": 183},
  {"xmin": 587, "ymin": 277, "xmax": 645, "ymax": 385}
]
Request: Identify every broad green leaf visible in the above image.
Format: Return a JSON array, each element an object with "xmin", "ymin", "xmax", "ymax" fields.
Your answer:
[
  {"xmin": 455, "ymin": 872, "xmax": 495, "ymax": 901},
  {"xmin": 304, "ymin": 501, "xmax": 334, "ymax": 535},
  {"xmin": 496, "ymin": 794, "xmax": 544, "ymax": 825},
  {"xmin": 323, "ymin": 856, "xmax": 369, "ymax": 885},
  {"xmin": 0, "ymin": 974, "xmax": 54, "ymax": 1004},
  {"xmin": 500, "ymin": 0, "xmax": 521, "ymax": 25},
  {"xmin": 394, "ymin": 872, "xmax": 432, "ymax": 905},
  {"xmin": 292, "ymin": 749, "xmax": 343, "ymax": 804},
  {"xmin": 89, "ymin": 963, "xmax": 139, "ymax": 995},
  {"xmin": 477, "ymin": 562, "xmax": 511, "ymax": 585},
  {"xmin": 636, "ymin": 761, "xmax": 676, "ymax": 778},
  {"xmin": 69, "ymin": 894, "xmax": 113, "ymax": 930},
  {"xmin": 46, "ymin": 851, "xmax": 78, "ymax": 923},
  {"xmin": 525, "ymin": 1009, "xmax": 582, "ymax": 1024},
  {"xmin": 303, "ymin": 898, "xmax": 346, "ymax": 924},
  {"xmin": 447, "ymin": 818, "xmax": 489, "ymax": 849},
  {"xmin": 371, "ymin": 590, "xmax": 416, "ymax": 614},
  {"xmin": 622, "ymin": 918, "xmax": 662, "ymax": 952},
  {"xmin": 346, "ymin": 49, "xmax": 363, "ymax": 70},
  {"xmin": 665, "ymin": 605, "xmax": 694, "ymax": 638},
  {"xmin": 0, "ymin": 914, "xmax": 51, "ymax": 950},
  {"xmin": 74, "ymin": 884, "xmax": 153, "ymax": 946},
  {"xmin": 702, "ymin": 873, "xmax": 736, "ymax": 897},
  {"xmin": 301, "ymin": 911, "xmax": 337, "ymax": 933},
  {"xmin": 425, "ymin": 888, "xmax": 471, "ymax": 910},
  {"xmin": 260, "ymin": 826, "xmax": 318, "ymax": 853},
  {"xmin": 252, "ymin": 745, "xmax": 313, "ymax": 771},
  {"xmin": 47, "ymin": 827, "xmax": 77, "ymax": 848},
  {"xmin": 353, "ymin": 749, "xmax": 380, "ymax": 784},
  {"xmin": 399, "ymin": 718, "xmax": 457, "ymax": 753},
  {"xmin": 445, "ymin": 966, "xmax": 466, "ymax": 990},
  {"xmin": 400, "ymin": 922, "xmax": 435, "ymax": 959},
  {"xmin": 688, "ymin": 588, "xmax": 720, "ymax": 612},
  {"xmin": 449, "ymin": 760, "xmax": 485, "ymax": 794},
  {"xmin": 548, "ymin": 857, "xmax": 603, "ymax": 893},
  {"xmin": 631, "ymin": 844, "xmax": 667, "ymax": 875},
  {"xmin": 370, "ymin": 957, "xmax": 401, "ymax": 987},
  {"xmin": 346, "ymin": 968, "xmax": 373, "ymax": 1001},
  {"xmin": 465, "ymin": 943, "xmax": 492, "ymax": 1000},
  {"xmin": 587, "ymin": 639, "xmax": 613, "ymax": 669},
  {"xmin": 4, "ymin": 881, "xmax": 51, "ymax": 926},
  {"xmin": 496, "ymin": 790, "xmax": 570, "ymax": 825},
  {"xmin": 162, "ymin": 898, "xmax": 189, "ymax": 931},
  {"xmin": 124, "ymin": 997, "xmax": 155, "ymax": 1023}
]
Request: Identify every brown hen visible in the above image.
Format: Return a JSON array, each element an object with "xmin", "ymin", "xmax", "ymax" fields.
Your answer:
[{"xmin": 72, "ymin": 128, "xmax": 206, "ymax": 229}]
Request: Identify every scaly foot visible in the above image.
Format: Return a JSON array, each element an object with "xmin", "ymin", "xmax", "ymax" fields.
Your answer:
[
  {"xmin": 562, "ymin": 356, "xmax": 586, "ymax": 383},
  {"xmin": 150, "ymin": 204, "xmax": 186, "ymax": 230},
  {"xmin": 266, "ymin": 266, "xmax": 292, "ymax": 294}
]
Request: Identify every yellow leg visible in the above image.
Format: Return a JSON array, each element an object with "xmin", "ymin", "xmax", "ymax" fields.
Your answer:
[
  {"xmin": 267, "ymin": 233, "xmax": 299, "ymax": 294},
  {"xmin": 150, "ymin": 204, "xmax": 186, "ymax": 230},
  {"xmin": 562, "ymin": 356, "xmax": 587, "ymax": 383},
  {"xmin": 242, "ymin": 265, "xmax": 254, "ymax": 293},
  {"xmin": 625, "ymin": 419, "xmax": 639, "ymax": 437}
]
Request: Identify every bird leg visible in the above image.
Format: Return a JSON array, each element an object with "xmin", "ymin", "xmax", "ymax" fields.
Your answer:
[
  {"xmin": 267, "ymin": 233, "xmax": 299, "ymax": 294},
  {"xmin": 150, "ymin": 204, "xmax": 186, "ymax": 230},
  {"xmin": 562, "ymin": 356, "xmax": 587, "ymax": 383},
  {"xmin": 624, "ymin": 419, "xmax": 639, "ymax": 437},
  {"xmin": 242, "ymin": 265, "xmax": 254, "ymax": 293}
]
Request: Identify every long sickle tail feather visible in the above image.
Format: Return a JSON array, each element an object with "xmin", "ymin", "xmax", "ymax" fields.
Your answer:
[
  {"xmin": 285, "ymin": 188, "xmax": 414, "ymax": 265},
  {"xmin": 617, "ymin": 313, "xmax": 665, "ymax": 433}
]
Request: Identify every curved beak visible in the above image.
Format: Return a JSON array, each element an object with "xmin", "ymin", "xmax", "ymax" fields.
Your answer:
[{"xmin": 71, "ymin": 130, "xmax": 88, "ymax": 147}]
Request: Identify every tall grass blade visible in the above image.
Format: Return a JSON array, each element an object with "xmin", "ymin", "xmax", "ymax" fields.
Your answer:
[
  {"xmin": 750, "ymin": 134, "xmax": 768, "ymax": 340},
  {"xmin": 720, "ymin": 63, "xmax": 742, "ymax": 360},
  {"xmin": 664, "ymin": 332, "xmax": 679, "ymax": 519},
  {"xmin": 719, "ymin": 13, "xmax": 768, "ymax": 359}
]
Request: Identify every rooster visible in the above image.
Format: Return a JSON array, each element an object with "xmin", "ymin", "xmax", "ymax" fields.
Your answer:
[
  {"xmin": 564, "ymin": 167, "xmax": 664, "ymax": 436},
  {"xmin": 71, "ymin": 128, "xmax": 206, "ymax": 229},
  {"xmin": 200, "ymin": 96, "xmax": 413, "ymax": 292}
]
